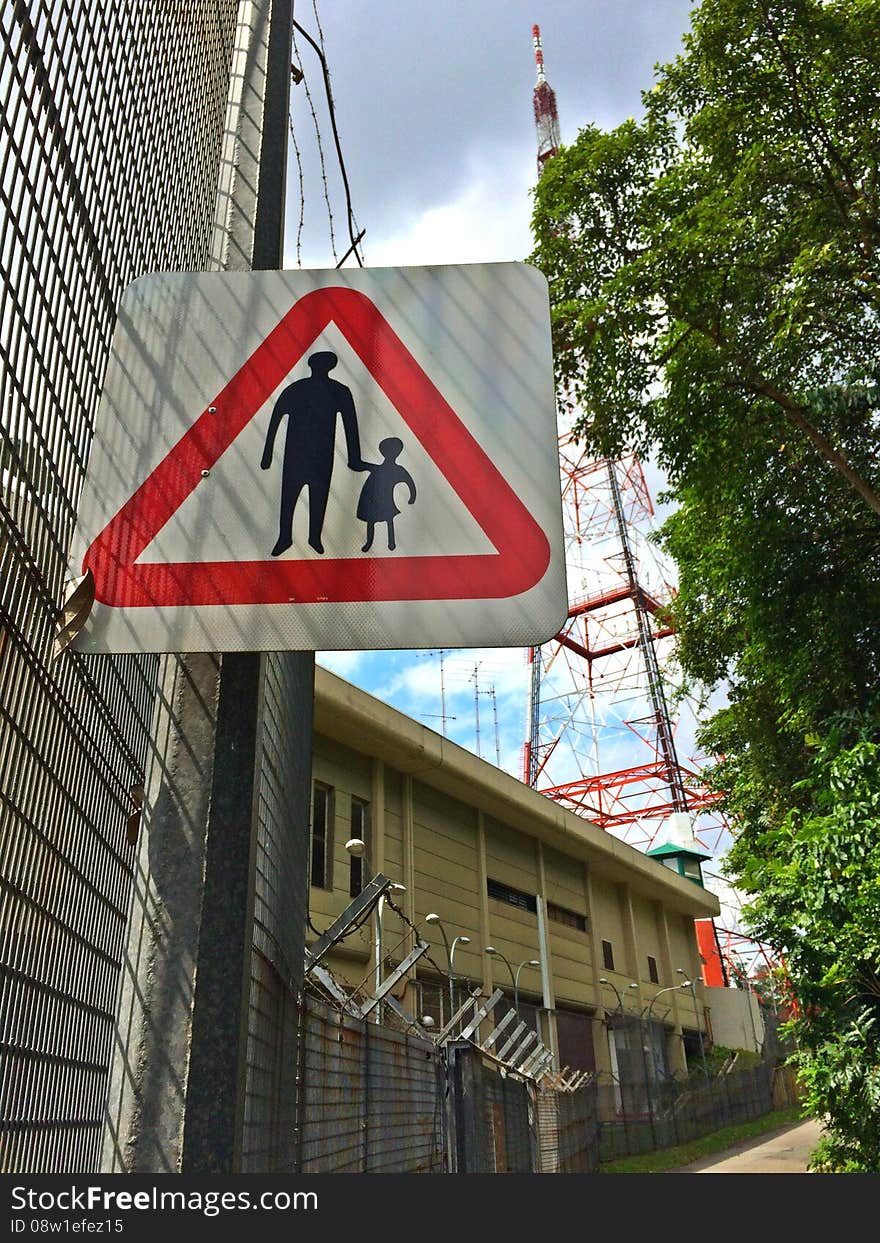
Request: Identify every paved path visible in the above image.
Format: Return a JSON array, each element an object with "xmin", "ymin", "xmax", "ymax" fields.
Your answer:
[{"xmin": 666, "ymin": 1117, "xmax": 823, "ymax": 1173}]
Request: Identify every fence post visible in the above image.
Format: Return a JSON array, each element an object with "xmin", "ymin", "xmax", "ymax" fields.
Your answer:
[
  {"xmin": 293, "ymin": 992, "xmax": 307, "ymax": 1174},
  {"xmin": 637, "ymin": 1020, "xmax": 657, "ymax": 1152},
  {"xmin": 363, "ymin": 1015, "xmax": 370, "ymax": 1173}
]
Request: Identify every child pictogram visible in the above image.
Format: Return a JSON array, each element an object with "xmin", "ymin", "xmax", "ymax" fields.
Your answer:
[{"xmin": 356, "ymin": 437, "xmax": 417, "ymax": 552}]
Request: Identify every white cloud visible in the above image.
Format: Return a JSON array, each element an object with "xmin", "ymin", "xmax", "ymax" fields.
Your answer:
[
  {"xmin": 316, "ymin": 650, "xmax": 367, "ymax": 678},
  {"xmin": 363, "ymin": 153, "xmax": 535, "ymax": 269}
]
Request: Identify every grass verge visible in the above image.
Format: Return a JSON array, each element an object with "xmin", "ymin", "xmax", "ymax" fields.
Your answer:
[{"xmin": 599, "ymin": 1106, "xmax": 806, "ymax": 1174}]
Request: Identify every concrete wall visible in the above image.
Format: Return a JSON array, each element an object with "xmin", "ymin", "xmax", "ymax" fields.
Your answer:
[{"xmin": 705, "ymin": 986, "xmax": 766, "ymax": 1054}]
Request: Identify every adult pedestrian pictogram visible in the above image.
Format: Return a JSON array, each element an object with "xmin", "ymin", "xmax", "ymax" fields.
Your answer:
[
  {"xmin": 260, "ymin": 350, "xmax": 367, "ymax": 557},
  {"xmin": 64, "ymin": 264, "xmax": 567, "ymax": 654}
]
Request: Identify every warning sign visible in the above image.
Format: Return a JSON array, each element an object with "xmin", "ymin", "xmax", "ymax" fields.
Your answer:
[{"xmin": 67, "ymin": 264, "xmax": 567, "ymax": 653}]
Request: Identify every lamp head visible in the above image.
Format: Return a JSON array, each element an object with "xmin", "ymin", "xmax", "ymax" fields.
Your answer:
[
  {"xmin": 390, "ymin": 882, "xmax": 406, "ymax": 893},
  {"xmin": 458, "ymin": 936, "xmax": 471, "ymax": 945},
  {"xmin": 425, "ymin": 913, "xmax": 441, "ymax": 925},
  {"xmin": 599, "ymin": 977, "xmax": 609, "ymax": 984},
  {"xmin": 485, "ymin": 946, "xmax": 498, "ymax": 956},
  {"xmin": 421, "ymin": 1016, "xmax": 435, "ymax": 1029},
  {"xmin": 344, "ymin": 838, "xmax": 365, "ymax": 857},
  {"xmin": 528, "ymin": 959, "xmax": 540, "ymax": 967}
]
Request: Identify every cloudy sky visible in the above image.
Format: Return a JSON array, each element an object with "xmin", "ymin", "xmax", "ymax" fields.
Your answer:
[
  {"xmin": 282, "ymin": 1, "xmax": 745, "ymax": 929},
  {"xmin": 288, "ymin": 1, "xmax": 697, "ymax": 271}
]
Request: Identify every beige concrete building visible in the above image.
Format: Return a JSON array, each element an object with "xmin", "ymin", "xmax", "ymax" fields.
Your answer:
[{"xmin": 308, "ymin": 667, "xmax": 720, "ymax": 1082}]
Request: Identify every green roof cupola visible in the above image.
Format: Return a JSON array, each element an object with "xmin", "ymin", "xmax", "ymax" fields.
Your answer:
[{"xmin": 647, "ymin": 813, "xmax": 710, "ymax": 887}]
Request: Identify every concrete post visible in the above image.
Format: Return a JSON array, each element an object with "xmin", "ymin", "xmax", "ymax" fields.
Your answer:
[{"xmin": 583, "ymin": 863, "xmax": 614, "ymax": 1081}]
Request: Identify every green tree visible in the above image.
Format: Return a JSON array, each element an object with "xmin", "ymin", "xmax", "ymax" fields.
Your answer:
[
  {"xmin": 530, "ymin": 0, "xmax": 880, "ymax": 1169},
  {"xmin": 532, "ymin": 0, "xmax": 880, "ymax": 514},
  {"xmin": 729, "ymin": 723, "xmax": 880, "ymax": 1172}
]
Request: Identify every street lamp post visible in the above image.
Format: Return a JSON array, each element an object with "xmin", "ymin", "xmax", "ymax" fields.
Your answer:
[
  {"xmin": 485, "ymin": 946, "xmax": 540, "ymax": 1015},
  {"xmin": 344, "ymin": 837, "xmax": 406, "ymax": 1024},
  {"xmin": 484, "ymin": 945, "xmax": 516, "ymax": 1007},
  {"xmin": 643, "ymin": 982, "xmax": 690, "ymax": 1024},
  {"xmin": 598, "ymin": 977, "xmax": 639, "ymax": 1016},
  {"xmin": 642, "ymin": 982, "xmax": 690, "ymax": 1084},
  {"xmin": 448, "ymin": 935, "xmax": 471, "ymax": 1018},
  {"xmin": 514, "ymin": 958, "xmax": 541, "ymax": 1014},
  {"xmin": 600, "ymin": 978, "xmax": 649, "ymax": 1134},
  {"xmin": 425, "ymin": 913, "xmax": 470, "ymax": 1024},
  {"xmin": 677, "ymin": 968, "xmax": 709, "ymax": 1078}
]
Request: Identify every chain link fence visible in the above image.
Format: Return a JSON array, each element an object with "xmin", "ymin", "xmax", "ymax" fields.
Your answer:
[
  {"xmin": 535, "ymin": 1080, "xmax": 600, "ymax": 1173},
  {"xmin": 597, "ymin": 1062, "xmax": 776, "ymax": 1162},
  {"xmin": 267, "ymin": 984, "xmax": 786, "ymax": 1175},
  {"xmin": 293, "ymin": 964, "xmax": 786, "ymax": 1175}
]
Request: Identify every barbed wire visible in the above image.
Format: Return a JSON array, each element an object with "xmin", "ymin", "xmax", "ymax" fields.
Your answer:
[
  {"xmin": 287, "ymin": 77, "xmax": 306, "ymax": 265},
  {"xmin": 291, "ymin": 23, "xmax": 338, "ymax": 262},
  {"xmin": 309, "ymin": 0, "xmax": 365, "ymax": 265},
  {"xmin": 381, "ymin": 889, "xmax": 464, "ymax": 983},
  {"xmin": 292, "ymin": 15, "xmax": 364, "ymax": 267}
]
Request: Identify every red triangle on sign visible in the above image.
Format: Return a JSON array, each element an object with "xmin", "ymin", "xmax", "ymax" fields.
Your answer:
[{"xmin": 84, "ymin": 286, "xmax": 551, "ymax": 607}]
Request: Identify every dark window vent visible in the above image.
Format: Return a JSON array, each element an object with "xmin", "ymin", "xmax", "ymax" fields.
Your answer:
[
  {"xmin": 547, "ymin": 902, "xmax": 588, "ymax": 932},
  {"xmin": 487, "ymin": 878, "xmax": 537, "ymax": 914}
]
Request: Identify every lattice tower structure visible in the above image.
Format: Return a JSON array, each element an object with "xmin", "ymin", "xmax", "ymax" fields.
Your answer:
[
  {"xmin": 523, "ymin": 31, "xmax": 724, "ymax": 856},
  {"xmin": 524, "ymin": 436, "xmax": 723, "ymax": 849}
]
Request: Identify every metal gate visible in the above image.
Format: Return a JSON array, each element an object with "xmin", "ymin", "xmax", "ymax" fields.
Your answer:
[{"xmin": 449, "ymin": 1042, "xmax": 537, "ymax": 1173}]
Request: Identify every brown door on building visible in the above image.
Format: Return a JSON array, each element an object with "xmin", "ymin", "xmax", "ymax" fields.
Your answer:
[{"xmin": 555, "ymin": 1007, "xmax": 596, "ymax": 1072}]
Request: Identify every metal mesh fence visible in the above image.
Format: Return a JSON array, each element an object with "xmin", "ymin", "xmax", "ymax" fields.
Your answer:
[
  {"xmin": 0, "ymin": 0, "xmax": 238, "ymax": 1173},
  {"xmin": 296, "ymin": 993, "xmax": 446, "ymax": 1174},
  {"xmin": 597, "ymin": 1062, "xmax": 775, "ymax": 1162},
  {"xmin": 535, "ymin": 1081, "xmax": 600, "ymax": 1173},
  {"xmin": 450, "ymin": 1043, "xmax": 536, "ymax": 1173},
  {"xmin": 241, "ymin": 651, "xmax": 313, "ymax": 1174}
]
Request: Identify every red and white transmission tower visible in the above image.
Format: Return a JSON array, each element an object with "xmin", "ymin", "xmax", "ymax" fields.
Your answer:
[
  {"xmin": 523, "ymin": 29, "xmax": 722, "ymax": 855},
  {"xmin": 532, "ymin": 24, "xmax": 561, "ymax": 174}
]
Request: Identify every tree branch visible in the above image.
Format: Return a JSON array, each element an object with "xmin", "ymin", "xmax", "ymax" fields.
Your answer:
[{"xmin": 677, "ymin": 311, "xmax": 880, "ymax": 517}]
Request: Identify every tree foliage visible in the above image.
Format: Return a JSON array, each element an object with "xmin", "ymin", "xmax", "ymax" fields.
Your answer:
[
  {"xmin": 729, "ymin": 724, "xmax": 880, "ymax": 1171},
  {"xmin": 531, "ymin": 0, "xmax": 880, "ymax": 512},
  {"xmin": 530, "ymin": 0, "xmax": 880, "ymax": 1169}
]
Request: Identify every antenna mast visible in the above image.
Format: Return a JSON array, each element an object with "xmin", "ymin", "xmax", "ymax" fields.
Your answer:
[
  {"xmin": 532, "ymin": 24, "xmax": 561, "ymax": 175},
  {"xmin": 489, "ymin": 686, "xmax": 501, "ymax": 766},
  {"xmin": 471, "ymin": 664, "xmax": 482, "ymax": 758}
]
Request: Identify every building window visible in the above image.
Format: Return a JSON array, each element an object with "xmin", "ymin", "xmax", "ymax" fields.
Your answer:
[
  {"xmin": 647, "ymin": 955, "xmax": 659, "ymax": 984},
  {"xmin": 487, "ymin": 878, "xmax": 537, "ymax": 914},
  {"xmin": 602, "ymin": 940, "xmax": 615, "ymax": 971},
  {"xmin": 547, "ymin": 901, "xmax": 588, "ymax": 932},
  {"xmin": 349, "ymin": 797, "xmax": 370, "ymax": 897},
  {"xmin": 310, "ymin": 783, "xmax": 334, "ymax": 890}
]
